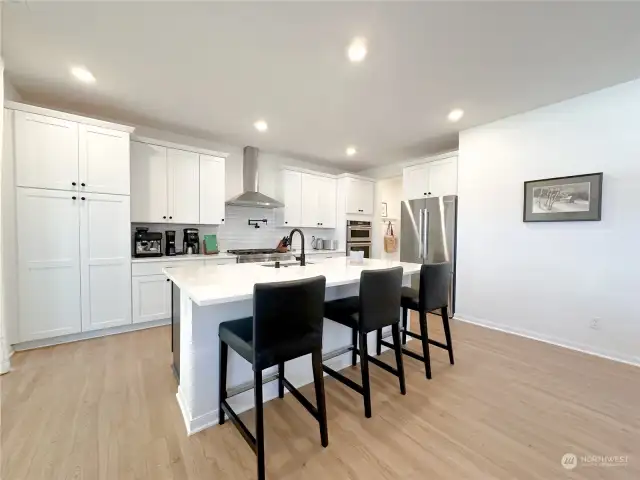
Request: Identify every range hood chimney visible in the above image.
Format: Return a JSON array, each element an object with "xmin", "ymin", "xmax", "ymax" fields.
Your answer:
[{"xmin": 225, "ymin": 146, "xmax": 284, "ymax": 208}]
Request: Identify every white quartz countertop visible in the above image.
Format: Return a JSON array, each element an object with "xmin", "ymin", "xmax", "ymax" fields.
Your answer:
[
  {"xmin": 132, "ymin": 253, "xmax": 238, "ymax": 263},
  {"xmin": 164, "ymin": 257, "xmax": 421, "ymax": 307}
]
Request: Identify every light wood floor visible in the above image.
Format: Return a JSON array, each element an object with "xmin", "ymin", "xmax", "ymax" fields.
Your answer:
[{"xmin": 2, "ymin": 316, "xmax": 639, "ymax": 479}]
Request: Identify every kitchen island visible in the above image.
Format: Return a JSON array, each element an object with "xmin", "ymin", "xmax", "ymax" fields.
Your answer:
[{"xmin": 165, "ymin": 257, "xmax": 421, "ymax": 434}]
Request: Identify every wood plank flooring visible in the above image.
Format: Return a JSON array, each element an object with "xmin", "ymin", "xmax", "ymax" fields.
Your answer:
[{"xmin": 2, "ymin": 316, "xmax": 639, "ymax": 479}]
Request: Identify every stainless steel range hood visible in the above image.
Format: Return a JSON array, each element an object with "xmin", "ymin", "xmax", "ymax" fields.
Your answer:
[{"xmin": 225, "ymin": 146, "xmax": 284, "ymax": 208}]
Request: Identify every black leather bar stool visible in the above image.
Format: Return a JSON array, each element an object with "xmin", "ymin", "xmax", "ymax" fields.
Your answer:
[
  {"xmin": 218, "ymin": 276, "xmax": 328, "ymax": 480},
  {"xmin": 322, "ymin": 267, "xmax": 405, "ymax": 418},
  {"xmin": 383, "ymin": 262, "xmax": 453, "ymax": 379}
]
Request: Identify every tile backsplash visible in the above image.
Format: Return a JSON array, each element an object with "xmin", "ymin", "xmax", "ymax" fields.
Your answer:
[{"xmin": 132, "ymin": 206, "xmax": 336, "ymax": 253}]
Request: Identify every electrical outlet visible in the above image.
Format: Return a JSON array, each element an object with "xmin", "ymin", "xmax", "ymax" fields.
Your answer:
[{"xmin": 590, "ymin": 318, "xmax": 601, "ymax": 330}]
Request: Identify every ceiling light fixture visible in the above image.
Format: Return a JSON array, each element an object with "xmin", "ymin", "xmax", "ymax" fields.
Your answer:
[
  {"xmin": 448, "ymin": 109, "xmax": 464, "ymax": 122},
  {"xmin": 346, "ymin": 146, "xmax": 357, "ymax": 156},
  {"xmin": 347, "ymin": 37, "xmax": 367, "ymax": 63},
  {"xmin": 254, "ymin": 120, "xmax": 268, "ymax": 132},
  {"xmin": 71, "ymin": 66, "xmax": 96, "ymax": 84}
]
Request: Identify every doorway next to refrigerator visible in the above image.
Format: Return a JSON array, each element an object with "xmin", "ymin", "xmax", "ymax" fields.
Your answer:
[{"xmin": 399, "ymin": 196, "xmax": 457, "ymax": 316}]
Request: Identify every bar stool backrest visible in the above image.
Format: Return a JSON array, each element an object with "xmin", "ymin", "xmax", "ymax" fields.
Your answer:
[
  {"xmin": 419, "ymin": 263, "xmax": 450, "ymax": 312},
  {"xmin": 358, "ymin": 267, "xmax": 403, "ymax": 332}
]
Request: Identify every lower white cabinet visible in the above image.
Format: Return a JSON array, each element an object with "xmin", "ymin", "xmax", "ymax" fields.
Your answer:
[
  {"xmin": 16, "ymin": 188, "xmax": 131, "ymax": 342},
  {"xmin": 132, "ymin": 275, "xmax": 171, "ymax": 324},
  {"xmin": 17, "ymin": 188, "xmax": 82, "ymax": 341}
]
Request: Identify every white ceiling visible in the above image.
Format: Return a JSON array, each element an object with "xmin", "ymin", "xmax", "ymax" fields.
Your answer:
[{"xmin": 4, "ymin": 2, "xmax": 640, "ymax": 171}]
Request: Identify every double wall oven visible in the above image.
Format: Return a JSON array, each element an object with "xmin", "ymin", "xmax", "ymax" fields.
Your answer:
[{"xmin": 346, "ymin": 220, "xmax": 372, "ymax": 258}]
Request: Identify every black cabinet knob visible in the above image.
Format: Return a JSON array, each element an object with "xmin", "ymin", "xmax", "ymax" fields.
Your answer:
[
  {"xmin": 81, "ymin": 197, "xmax": 86, "ymax": 200},
  {"xmin": 163, "ymin": 216, "xmax": 167, "ymax": 219},
  {"xmin": 423, "ymin": 192, "xmax": 427, "ymax": 195},
  {"xmin": 284, "ymin": 221, "xmax": 288, "ymax": 224},
  {"xmin": 166, "ymin": 278, "xmax": 170, "ymax": 282},
  {"xmin": 428, "ymin": 192, "xmax": 431, "ymax": 195},
  {"xmin": 72, "ymin": 182, "xmax": 76, "ymax": 186},
  {"xmin": 72, "ymin": 196, "xmax": 77, "ymax": 200},
  {"xmin": 81, "ymin": 183, "xmax": 86, "ymax": 187},
  {"xmin": 169, "ymin": 216, "xmax": 173, "ymax": 219},
  {"xmin": 221, "ymin": 218, "xmax": 224, "ymax": 222}
]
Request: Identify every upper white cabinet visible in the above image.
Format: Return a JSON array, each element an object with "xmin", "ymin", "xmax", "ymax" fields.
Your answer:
[
  {"xmin": 79, "ymin": 125, "xmax": 130, "ymax": 195},
  {"xmin": 280, "ymin": 170, "xmax": 302, "ymax": 227},
  {"xmin": 80, "ymin": 193, "xmax": 131, "ymax": 332},
  {"xmin": 403, "ymin": 156, "xmax": 458, "ymax": 200},
  {"xmin": 345, "ymin": 177, "xmax": 375, "ymax": 215},
  {"xmin": 279, "ymin": 169, "xmax": 336, "ymax": 229},
  {"xmin": 130, "ymin": 138, "xmax": 228, "ymax": 225},
  {"xmin": 199, "ymin": 155, "xmax": 226, "ymax": 226},
  {"xmin": 167, "ymin": 148, "xmax": 199, "ymax": 224},
  {"xmin": 17, "ymin": 188, "xmax": 82, "ymax": 342},
  {"xmin": 15, "ymin": 111, "xmax": 79, "ymax": 191},
  {"xmin": 131, "ymin": 141, "xmax": 168, "ymax": 222},
  {"xmin": 14, "ymin": 110, "xmax": 131, "ymax": 195}
]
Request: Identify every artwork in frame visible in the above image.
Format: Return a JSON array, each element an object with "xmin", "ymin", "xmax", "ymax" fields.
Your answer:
[
  {"xmin": 381, "ymin": 202, "xmax": 388, "ymax": 218},
  {"xmin": 523, "ymin": 172, "xmax": 603, "ymax": 222}
]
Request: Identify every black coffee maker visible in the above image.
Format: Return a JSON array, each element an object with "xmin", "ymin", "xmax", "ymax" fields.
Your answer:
[
  {"xmin": 165, "ymin": 230, "xmax": 176, "ymax": 256},
  {"xmin": 183, "ymin": 228, "xmax": 200, "ymax": 254}
]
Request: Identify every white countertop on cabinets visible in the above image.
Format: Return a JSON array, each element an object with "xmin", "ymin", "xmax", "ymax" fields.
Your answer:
[
  {"xmin": 164, "ymin": 257, "xmax": 421, "ymax": 307},
  {"xmin": 131, "ymin": 253, "xmax": 238, "ymax": 263}
]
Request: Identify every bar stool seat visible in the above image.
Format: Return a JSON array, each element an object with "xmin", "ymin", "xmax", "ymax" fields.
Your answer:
[
  {"xmin": 400, "ymin": 287, "xmax": 419, "ymax": 310},
  {"xmin": 324, "ymin": 296, "xmax": 359, "ymax": 328}
]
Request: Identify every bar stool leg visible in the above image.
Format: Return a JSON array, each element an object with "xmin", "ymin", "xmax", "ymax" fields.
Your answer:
[
  {"xmin": 418, "ymin": 311, "xmax": 432, "ymax": 379},
  {"xmin": 351, "ymin": 327, "xmax": 358, "ymax": 367},
  {"xmin": 219, "ymin": 339, "xmax": 228, "ymax": 425},
  {"xmin": 359, "ymin": 331, "xmax": 372, "ymax": 418},
  {"xmin": 312, "ymin": 349, "xmax": 329, "ymax": 447},
  {"xmin": 441, "ymin": 306, "xmax": 455, "ymax": 365},
  {"xmin": 254, "ymin": 369, "xmax": 266, "ymax": 480},
  {"xmin": 391, "ymin": 323, "xmax": 406, "ymax": 395},
  {"xmin": 376, "ymin": 328, "xmax": 382, "ymax": 356},
  {"xmin": 278, "ymin": 363, "xmax": 285, "ymax": 398},
  {"xmin": 401, "ymin": 307, "xmax": 408, "ymax": 345}
]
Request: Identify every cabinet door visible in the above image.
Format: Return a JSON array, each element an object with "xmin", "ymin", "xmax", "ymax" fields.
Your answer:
[
  {"xmin": 428, "ymin": 157, "xmax": 458, "ymax": 197},
  {"xmin": 15, "ymin": 111, "xmax": 79, "ymax": 191},
  {"xmin": 358, "ymin": 180, "xmax": 375, "ymax": 215},
  {"xmin": 130, "ymin": 141, "xmax": 168, "ymax": 222},
  {"xmin": 17, "ymin": 188, "xmax": 82, "ymax": 341},
  {"xmin": 167, "ymin": 148, "xmax": 199, "ymax": 224},
  {"xmin": 199, "ymin": 155, "xmax": 226, "ymax": 225},
  {"xmin": 317, "ymin": 176, "xmax": 337, "ymax": 228},
  {"xmin": 301, "ymin": 173, "xmax": 320, "ymax": 227},
  {"xmin": 79, "ymin": 125, "xmax": 130, "ymax": 195},
  {"xmin": 347, "ymin": 178, "xmax": 375, "ymax": 215},
  {"xmin": 132, "ymin": 275, "xmax": 171, "ymax": 324},
  {"xmin": 403, "ymin": 164, "xmax": 431, "ymax": 200},
  {"xmin": 80, "ymin": 193, "xmax": 131, "ymax": 331},
  {"xmin": 281, "ymin": 170, "xmax": 302, "ymax": 227}
]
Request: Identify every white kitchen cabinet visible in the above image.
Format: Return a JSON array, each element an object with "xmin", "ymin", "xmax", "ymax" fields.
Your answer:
[
  {"xmin": 403, "ymin": 156, "xmax": 458, "ymax": 199},
  {"xmin": 346, "ymin": 178, "xmax": 375, "ymax": 215},
  {"xmin": 15, "ymin": 111, "xmax": 79, "ymax": 191},
  {"xmin": 199, "ymin": 154, "xmax": 226, "ymax": 225},
  {"xmin": 130, "ymin": 141, "xmax": 168, "ymax": 222},
  {"xmin": 314, "ymin": 175, "xmax": 336, "ymax": 228},
  {"xmin": 79, "ymin": 124, "xmax": 130, "ymax": 195},
  {"xmin": 132, "ymin": 275, "xmax": 171, "ymax": 324},
  {"xmin": 168, "ymin": 148, "xmax": 200, "ymax": 224},
  {"xmin": 80, "ymin": 193, "xmax": 132, "ymax": 331},
  {"xmin": 301, "ymin": 173, "xmax": 320, "ymax": 228},
  {"xmin": 16, "ymin": 188, "xmax": 82, "ymax": 342},
  {"xmin": 279, "ymin": 169, "xmax": 302, "ymax": 227}
]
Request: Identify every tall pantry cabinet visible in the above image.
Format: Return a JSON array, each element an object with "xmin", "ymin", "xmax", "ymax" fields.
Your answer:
[{"xmin": 7, "ymin": 103, "xmax": 134, "ymax": 343}]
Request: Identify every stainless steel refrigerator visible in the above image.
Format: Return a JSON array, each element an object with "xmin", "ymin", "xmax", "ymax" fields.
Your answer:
[{"xmin": 400, "ymin": 196, "xmax": 457, "ymax": 316}]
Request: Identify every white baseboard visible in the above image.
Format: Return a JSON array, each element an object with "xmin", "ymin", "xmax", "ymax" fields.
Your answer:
[
  {"xmin": 454, "ymin": 314, "xmax": 640, "ymax": 368},
  {"xmin": 12, "ymin": 318, "xmax": 171, "ymax": 352}
]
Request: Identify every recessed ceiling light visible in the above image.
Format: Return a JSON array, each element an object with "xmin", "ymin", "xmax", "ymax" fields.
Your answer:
[
  {"xmin": 346, "ymin": 146, "xmax": 357, "ymax": 156},
  {"xmin": 71, "ymin": 66, "xmax": 96, "ymax": 84},
  {"xmin": 254, "ymin": 120, "xmax": 268, "ymax": 132},
  {"xmin": 448, "ymin": 109, "xmax": 464, "ymax": 122},
  {"xmin": 347, "ymin": 37, "xmax": 367, "ymax": 63}
]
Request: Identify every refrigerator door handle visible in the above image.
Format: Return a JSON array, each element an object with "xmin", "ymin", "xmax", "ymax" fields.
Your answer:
[
  {"xmin": 418, "ymin": 208, "xmax": 423, "ymax": 258},
  {"xmin": 423, "ymin": 210, "xmax": 429, "ymax": 259}
]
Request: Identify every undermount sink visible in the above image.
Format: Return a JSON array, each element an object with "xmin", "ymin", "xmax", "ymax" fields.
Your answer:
[{"xmin": 261, "ymin": 261, "xmax": 314, "ymax": 268}]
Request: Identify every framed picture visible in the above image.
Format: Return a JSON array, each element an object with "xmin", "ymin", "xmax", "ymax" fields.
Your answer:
[
  {"xmin": 381, "ymin": 202, "xmax": 388, "ymax": 217},
  {"xmin": 523, "ymin": 172, "xmax": 603, "ymax": 222}
]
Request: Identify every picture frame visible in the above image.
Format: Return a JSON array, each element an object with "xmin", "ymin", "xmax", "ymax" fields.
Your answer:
[
  {"xmin": 523, "ymin": 172, "xmax": 603, "ymax": 222},
  {"xmin": 381, "ymin": 202, "xmax": 388, "ymax": 218}
]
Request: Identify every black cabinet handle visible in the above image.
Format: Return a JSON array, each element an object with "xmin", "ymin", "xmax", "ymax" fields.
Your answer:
[
  {"xmin": 72, "ymin": 196, "xmax": 77, "ymax": 200},
  {"xmin": 81, "ymin": 183, "xmax": 86, "ymax": 187},
  {"xmin": 221, "ymin": 218, "xmax": 224, "ymax": 222},
  {"xmin": 72, "ymin": 182, "xmax": 76, "ymax": 186},
  {"xmin": 166, "ymin": 278, "xmax": 170, "ymax": 282},
  {"xmin": 169, "ymin": 216, "xmax": 173, "ymax": 219},
  {"xmin": 284, "ymin": 221, "xmax": 288, "ymax": 224},
  {"xmin": 163, "ymin": 216, "xmax": 167, "ymax": 219},
  {"xmin": 81, "ymin": 197, "xmax": 86, "ymax": 201}
]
